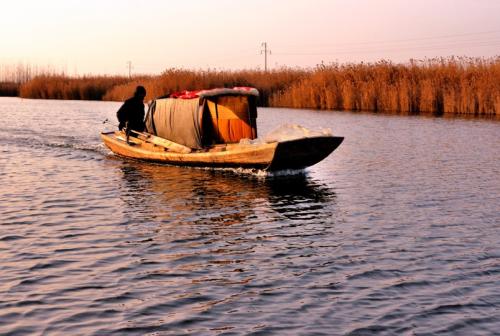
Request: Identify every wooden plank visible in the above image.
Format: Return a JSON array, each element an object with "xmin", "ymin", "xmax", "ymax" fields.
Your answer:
[{"xmin": 125, "ymin": 130, "xmax": 192, "ymax": 154}]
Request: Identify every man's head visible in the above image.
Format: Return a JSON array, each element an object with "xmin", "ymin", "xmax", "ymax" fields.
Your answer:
[{"xmin": 134, "ymin": 85, "xmax": 146, "ymax": 99}]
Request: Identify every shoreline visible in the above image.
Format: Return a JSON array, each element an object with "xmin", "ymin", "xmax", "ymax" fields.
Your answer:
[
  {"xmin": 2, "ymin": 95, "xmax": 499, "ymax": 121},
  {"xmin": 1, "ymin": 57, "xmax": 499, "ymax": 116}
]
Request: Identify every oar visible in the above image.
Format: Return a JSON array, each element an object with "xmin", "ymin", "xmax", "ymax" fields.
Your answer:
[{"xmin": 103, "ymin": 119, "xmax": 192, "ymax": 154}]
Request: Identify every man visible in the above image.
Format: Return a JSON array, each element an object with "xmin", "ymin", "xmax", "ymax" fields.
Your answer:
[{"xmin": 117, "ymin": 85, "xmax": 146, "ymax": 132}]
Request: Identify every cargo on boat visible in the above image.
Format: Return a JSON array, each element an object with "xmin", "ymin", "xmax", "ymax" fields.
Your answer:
[{"xmin": 101, "ymin": 87, "xmax": 343, "ymax": 171}]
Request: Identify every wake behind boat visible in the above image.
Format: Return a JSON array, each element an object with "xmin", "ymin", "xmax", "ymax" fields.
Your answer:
[{"xmin": 101, "ymin": 87, "xmax": 343, "ymax": 172}]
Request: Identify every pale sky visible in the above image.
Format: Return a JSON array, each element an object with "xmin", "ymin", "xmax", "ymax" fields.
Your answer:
[{"xmin": 1, "ymin": 0, "xmax": 499, "ymax": 75}]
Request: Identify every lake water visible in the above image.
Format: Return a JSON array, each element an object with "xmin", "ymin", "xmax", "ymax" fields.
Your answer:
[{"xmin": 1, "ymin": 97, "xmax": 499, "ymax": 335}]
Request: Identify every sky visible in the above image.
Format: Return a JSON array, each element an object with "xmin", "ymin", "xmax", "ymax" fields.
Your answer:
[{"xmin": 1, "ymin": 0, "xmax": 500, "ymax": 76}]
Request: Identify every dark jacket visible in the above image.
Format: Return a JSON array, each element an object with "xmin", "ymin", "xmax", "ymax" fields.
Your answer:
[{"xmin": 116, "ymin": 96, "xmax": 145, "ymax": 131}]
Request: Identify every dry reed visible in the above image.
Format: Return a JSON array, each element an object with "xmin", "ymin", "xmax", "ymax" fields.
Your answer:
[
  {"xmin": 0, "ymin": 82, "xmax": 19, "ymax": 96},
  {"xmin": 5, "ymin": 57, "xmax": 499, "ymax": 115},
  {"xmin": 103, "ymin": 68, "xmax": 307, "ymax": 106},
  {"xmin": 270, "ymin": 57, "xmax": 500, "ymax": 116},
  {"xmin": 19, "ymin": 75, "xmax": 131, "ymax": 100}
]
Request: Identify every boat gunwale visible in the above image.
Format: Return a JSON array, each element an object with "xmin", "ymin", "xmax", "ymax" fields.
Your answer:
[{"xmin": 100, "ymin": 131, "xmax": 344, "ymax": 171}]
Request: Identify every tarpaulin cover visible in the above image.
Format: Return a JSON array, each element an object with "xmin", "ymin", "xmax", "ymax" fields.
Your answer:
[
  {"xmin": 145, "ymin": 88, "xmax": 259, "ymax": 148},
  {"xmin": 206, "ymin": 96, "xmax": 257, "ymax": 143},
  {"xmin": 145, "ymin": 98, "xmax": 203, "ymax": 149}
]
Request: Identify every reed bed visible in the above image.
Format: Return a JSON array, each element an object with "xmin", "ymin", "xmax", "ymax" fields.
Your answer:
[
  {"xmin": 270, "ymin": 57, "xmax": 500, "ymax": 116},
  {"xmin": 0, "ymin": 82, "xmax": 19, "ymax": 96},
  {"xmin": 103, "ymin": 68, "xmax": 307, "ymax": 106},
  {"xmin": 19, "ymin": 75, "xmax": 131, "ymax": 100},
  {"xmin": 4, "ymin": 57, "xmax": 499, "ymax": 115}
]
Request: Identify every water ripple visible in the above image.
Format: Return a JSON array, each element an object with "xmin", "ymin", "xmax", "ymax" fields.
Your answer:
[{"xmin": 0, "ymin": 99, "xmax": 499, "ymax": 334}]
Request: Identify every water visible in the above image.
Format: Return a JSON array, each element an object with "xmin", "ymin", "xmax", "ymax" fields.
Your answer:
[{"xmin": 1, "ymin": 97, "xmax": 499, "ymax": 335}]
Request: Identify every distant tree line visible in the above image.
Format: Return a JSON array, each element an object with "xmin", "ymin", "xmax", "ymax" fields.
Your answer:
[{"xmin": 0, "ymin": 63, "xmax": 67, "ymax": 97}]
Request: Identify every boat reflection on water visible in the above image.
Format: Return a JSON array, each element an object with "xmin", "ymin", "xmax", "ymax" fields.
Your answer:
[
  {"xmin": 265, "ymin": 175, "xmax": 337, "ymax": 219},
  {"xmin": 116, "ymin": 160, "xmax": 339, "ymax": 231},
  {"xmin": 115, "ymin": 159, "xmax": 341, "ymax": 282},
  {"xmin": 107, "ymin": 160, "xmax": 342, "ymax": 326}
]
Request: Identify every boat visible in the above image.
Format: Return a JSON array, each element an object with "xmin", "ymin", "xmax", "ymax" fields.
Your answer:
[{"xmin": 101, "ymin": 87, "xmax": 343, "ymax": 171}]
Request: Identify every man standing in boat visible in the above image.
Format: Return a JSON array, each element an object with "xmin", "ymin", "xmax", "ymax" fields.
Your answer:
[{"xmin": 116, "ymin": 85, "xmax": 146, "ymax": 132}]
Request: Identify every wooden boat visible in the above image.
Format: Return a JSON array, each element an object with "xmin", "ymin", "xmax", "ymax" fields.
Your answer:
[
  {"xmin": 102, "ymin": 87, "xmax": 343, "ymax": 172},
  {"xmin": 101, "ymin": 130, "xmax": 343, "ymax": 171}
]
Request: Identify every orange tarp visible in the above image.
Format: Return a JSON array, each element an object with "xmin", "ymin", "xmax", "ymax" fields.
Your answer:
[{"xmin": 206, "ymin": 96, "xmax": 257, "ymax": 143}]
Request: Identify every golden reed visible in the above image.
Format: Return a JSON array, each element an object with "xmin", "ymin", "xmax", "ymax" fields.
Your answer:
[
  {"xmin": 102, "ymin": 68, "xmax": 307, "ymax": 107},
  {"xmin": 18, "ymin": 75, "xmax": 131, "ymax": 100},
  {"xmin": 0, "ymin": 82, "xmax": 19, "ymax": 96},
  {"xmin": 3, "ymin": 57, "xmax": 498, "ymax": 115},
  {"xmin": 270, "ymin": 57, "xmax": 500, "ymax": 116}
]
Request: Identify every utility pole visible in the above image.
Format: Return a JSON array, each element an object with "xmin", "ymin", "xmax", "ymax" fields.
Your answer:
[
  {"xmin": 126, "ymin": 61, "xmax": 132, "ymax": 78},
  {"xmin": 260, "ymin": 42, "xmax": 271, "ymax": 72}
]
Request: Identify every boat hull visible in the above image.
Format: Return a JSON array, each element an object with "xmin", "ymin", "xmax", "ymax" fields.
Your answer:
[
  {"xmin": 101, "ymin": 132, "xmax": 343, "ymax": 171},
  {"xmin": 268, "ymin": 136, "xmax": 344, "ymax": 171}
]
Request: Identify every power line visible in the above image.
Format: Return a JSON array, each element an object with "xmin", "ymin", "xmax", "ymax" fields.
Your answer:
[
  {"xmin": 276, "ymin": 29, "xmax": 500, "ymax": 50},
  {"xmin": 357, "ymin": 29, "xmax": 500, "ymax": 45},
  {"xmin": 273, "ymin": 38, "xmax": 500, "ymax": 56}
]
